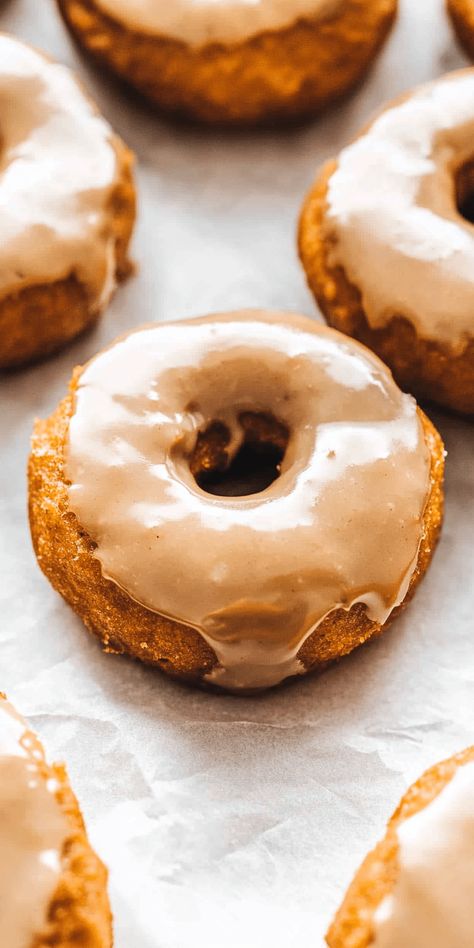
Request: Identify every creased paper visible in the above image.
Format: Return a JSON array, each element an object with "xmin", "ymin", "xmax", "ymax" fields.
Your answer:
[{"xmin": 1, "ymin": 1, "xmax": 473, "ymax": 944}]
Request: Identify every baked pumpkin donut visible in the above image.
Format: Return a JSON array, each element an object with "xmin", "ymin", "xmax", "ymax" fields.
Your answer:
[
  {"xmin": 56, "ymin": 0, "xmax": 398, "ymax": 125},
  {"xmin": 29, "ymin": 310, "xmax": 444, "ymax": 692},
  {"xmin": 0, "ymin": 34, "xmax": 135, "ymax": 371},
  {"xmin": 448, "ymin": 0, "xmax": 474, "ymax": 59},
  {"xmin": 0, "ymin": 693, "xmax": 112, "ymax": 946},
  {"xmin": 299, "ymin": 69, "xmax": 474, "ymax": 414},
  {"xmin": 327, "ymin": 745, "xmax": 474, "ymax": 947}
]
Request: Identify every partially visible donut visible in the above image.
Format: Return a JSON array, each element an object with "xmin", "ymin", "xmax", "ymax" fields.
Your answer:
[
  {"xmin": 56, "ymin": 0, "xmax": 397, "ymax": 125},
  {"xmin": 447, "ymin": 0, "xmax": 474, "ymax": 59},
  {"xmin": 299, "ymin": 69, "xmax": 474, "ymax": 414},
  {"xmin": 0, "ymin": 34, "xmax": 135, "ymax": 370},
  {"xmin": 0, "ymin": 693, "xmax": 112, "ymax": 946},
  {"xmin": 327, "ymin": 746, "xmax": 474, "ymax": 947},
  {"xmin": 29, "ymin": 310, "xmax": 444, "ymax": 692}
]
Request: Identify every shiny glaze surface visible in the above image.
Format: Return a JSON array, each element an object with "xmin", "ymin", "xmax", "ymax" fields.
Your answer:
[{"xmin": 66, "ymin": 311, "xmax": 431, "ymax": 690}]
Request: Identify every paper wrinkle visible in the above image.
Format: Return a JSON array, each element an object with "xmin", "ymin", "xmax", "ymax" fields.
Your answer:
[{"xmin": 1, "ymin": 0, "xmax": 474, "ymax": 946}]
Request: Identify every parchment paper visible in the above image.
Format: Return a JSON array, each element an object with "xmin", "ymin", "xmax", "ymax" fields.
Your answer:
[{"xmin": 1, "ymin": 1, "xmax": 473, "ymax": 944}]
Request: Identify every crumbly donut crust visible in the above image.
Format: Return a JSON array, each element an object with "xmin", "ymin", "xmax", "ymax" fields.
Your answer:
[
  {"xmin": 447, "ymin": 0, "xmax": 474, "ymax": 58},
  {"xmin": 326, "ymin": 745, "xmax": 474, "ymax": 948},
  {"xmin": 0, "ymin": 138, "xmax": 135, "ymax": 371},
  {"xmin": 56, "ymin": 0, "xmax": 397, "ymax": 125},
  {"xmin": 299, "ymin": 159, "xmax": 474, "ymax": 415},
  {"xmin": 28, "ymin": 359, "xmax": 444, "ymax": 690},
  {"xmin": 32, "ymin": 760, "xmax": 112, "ymax": 947}
]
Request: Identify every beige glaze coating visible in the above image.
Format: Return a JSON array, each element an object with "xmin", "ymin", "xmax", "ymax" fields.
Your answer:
[
  {"xmin": 324, "ymin": 70, "xmax": 474, "ymax": 351},
  {"xmin": 65, "ymin": 311, "xmax": 431, "ymax": 691},
  {"xmin": 93, "ymin": 0, "xmax": 343, "ymax": 45},
  {"xmin": 0, "ymin": 33, "xmax": 121, "ymax": 311},
  {"xmin": 0, "ymin": 696, "xmax": 67, "ymax": 948},
  {"xmin": 372, "ymin": 762, "xmax": 474, "ymax": 947}
]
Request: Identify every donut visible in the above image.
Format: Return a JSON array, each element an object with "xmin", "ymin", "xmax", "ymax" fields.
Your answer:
[
  {"xmin": 55, "ymin": 0, "xmax": 398, "ymax": 125},
  {"xmin": 299, "ymin": 69, "xmax": 474, "ymax": 414},
  {"xmin": 447, "ymin": 0, "xmax": 474, "ymax": 59},
  {"xmin": 28, "ymin": 310, "xmax": 444, "ymax": 692},
  {"xmin": 0, "ymin": 34, "xmax": 135, "ymax": 371},
  {"xmin": 0, "ymin": 693, "xmax": 111, "ymax": 946},
  {"xmin": 326, "ymin": 745, "xmax": 474, "ymax": 947}
]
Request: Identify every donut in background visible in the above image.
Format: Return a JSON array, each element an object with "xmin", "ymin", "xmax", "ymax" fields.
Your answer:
[
  {"xmin": 0, "ymin": 34, "xmax": 135, "ymax": 370},
  {"xmin": 299, "ymin": 69, "xmax": 474, "ymax": 414},
  {"xmin": 56, "ymin": 0, "xmax": 397, "ymax": 125}
]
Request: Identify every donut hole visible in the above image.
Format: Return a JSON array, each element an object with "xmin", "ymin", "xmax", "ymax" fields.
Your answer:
[
  {"xmin": 191, "ymin": 412, "xmax": 289, "ymax": 497},
  {"xmin": 456, "ymin": 158, "xmax": 474, "ymax": 224}
]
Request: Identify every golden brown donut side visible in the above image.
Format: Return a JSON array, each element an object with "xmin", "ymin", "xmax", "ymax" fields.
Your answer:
[
  {"xmin": 0, "ymin": 138, "xmax": 135, "ymax": 371},
  {"xmin": 56, "ymin": 0, "xmax": 397, "ymax": 125},
  {"xmin": 28, "ymin": 372, "xmax": 218, "ymax": 683},
  {"xmin": 28, "ymin": 363, "xmax": 443, "ymax": 689},
  {"xmin": 447, "ymin": 0, "xmax": 474, "ymax": 58},
  {"xmin": 326, "ymin": 745, "xmax": 474, "ymax": 948},
  {"xmin": 298, "ymin": 160, "xmax": 474, "ymax": 415},
  {"xmin": 32, "ymin": 761, "xmax": 112, "ymax": 948}
]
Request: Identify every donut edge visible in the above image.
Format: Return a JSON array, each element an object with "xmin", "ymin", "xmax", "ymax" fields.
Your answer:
[
  {"xmin": 55, "ymin": 0, "xmax": 398, "ymax": 125},
  {"xmin": 0, "ymin": 129, "xmax": 136, "ymax": 371},
  {"xmin": 297, "ymin": 94, "xmax": 474, "ymax": 414},
  {"xmin": 325, "ymin": 745, "xmax": 474, "ymax": 948},
  {"xmin": 0, "ymin": 707, "xmax": 115, "ymax": 948},
  {"xmin": 447, "ymin": 0, "xmax": 474, "ymax": 60}
]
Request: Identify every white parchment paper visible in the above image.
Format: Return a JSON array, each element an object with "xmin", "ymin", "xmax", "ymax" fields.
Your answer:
[{"xmin": 0, "ymin": 1, "xmax": 473, "ymax": 944}]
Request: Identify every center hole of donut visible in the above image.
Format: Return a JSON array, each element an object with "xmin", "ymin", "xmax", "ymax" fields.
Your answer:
[
  {"xmin": 456, "ymin": 158, "xmax": 474, "ymax": 224},
  {"xmin": 191, "ymin": 412, "xmax": 289, "ymax": 497}
]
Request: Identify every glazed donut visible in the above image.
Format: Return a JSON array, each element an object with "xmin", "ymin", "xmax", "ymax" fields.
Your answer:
[
  {"xmin": 28, "ymin": 311, "xmax": 444, "ymax": 692},
  {"xmin": 447, "ymin": 0, "xmax": 474, "ymax": 59},
  {"xmin": 299, "ymin": 69, "xmax": 474, "ymax": 414},
  {"xmin": 327, "ymin": 746, "xmax": 474, "ymax": 947},
  {"xmin": 56, "ymin": 0, "xmax": 397, "ymax": 125},
  {"xmin": 0, "ymin": 693, "xmax": 111, "ymax": 946},
  {"xmin": 0, "ymin": 34, "xmax": 135, "ymax": 370}
]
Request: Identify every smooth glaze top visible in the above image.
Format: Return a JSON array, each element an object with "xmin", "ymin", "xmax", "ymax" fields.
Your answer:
[
  {"xmin": 325, "ymin": 70, "xmax": 474, "ymax": 351},
  {"xmin": 373, "ymin": 761, "xmax": 474, "ymax": 947},
  {"xmin": 0, "ymin": 696, "xmax": 67, "ymax": 948},
  {"xmin": 0, "ymin": 34, "xmax": 120, "ymax": 308},
  {"xmin": 94, "ymin": 0, "xmax": 342, "ymax": 46},
  {"xmin": 66, "ymin": 310, "xmax": 431, "ymax": 690}
]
